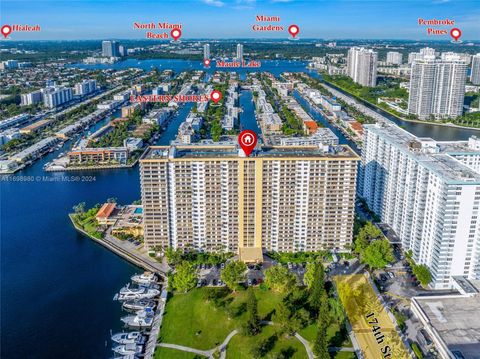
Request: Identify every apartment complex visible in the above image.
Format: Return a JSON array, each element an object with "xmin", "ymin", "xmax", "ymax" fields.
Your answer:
[
  {"xmin": 140, "ymin": 144, "xmax": 359, "ymax": 261},
  {"xmin": 102, "ymin": 40, "xmax": 120, "ymax": 57},
  {"xmin": 408, "ymin": 47, "xmax": 436, "ymax": 64},
  {"xmin": 203, "ymin": 44, "xmax": 210, "ymax": 60},
  {"xmin": 359, "ymin": 123, "xmax": 480, "ymax": 289},
  {"xmin": 347, "ymin": 47, "xmax": 378, "ymax": 87},
  {"xmin": 74, "ymin": 79, "xmax": 97, "ymax": 96},
  {"xmin": 386, "ymin": 51, "xmax": 403, "ymax": 65},
  {"xmin": 236, "ymin": 44, "xmax": 243, "ymax": 61},
  {"xmin": 20, "ymin": 90, "xmax": 43, "ymax": 106},
  {"xmin": 471, "ymin": 53, "xmax": 480, "ymax": 85},
  {"xmin": 42, "ymin": 86, "xmax": 73, "ymax": 108},
  {"xmin": 408, "ymin": 54, "xmax": 467, "ymax": 119}
]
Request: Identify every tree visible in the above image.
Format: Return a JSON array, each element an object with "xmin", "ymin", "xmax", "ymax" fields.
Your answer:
[
  {"xmin": 273, "ymin": 302, "xmax": 301, "ymax": 335},
  {"xmin": 328, "ymin": 297, "xmax": 345, "ymax": 325},
  {"xmin": 264, "ymin": 264, "xmax": 297, "ymax": 294},
  {"xmin": 413, "ymin": 264, "xmax": 432, "ymax": 287},
  {"xmin": 354, "ymin": 222, "xmax": 383, "ymax": 254},
  {"xmin": 303, "ymin": 262, "xmax": 316, "ymax": 290},
  {"xmin": 220, "ymin": 260, "xmax": 246, "ymax": 292},
  {"xmin": 172, "ymin": 261, "xmax": 197, "ymax": 293},
  {"xmin": 165, "ymin": 247, "xmax": 183, "ymax": 267},
  {"xmin": 243, "ymin": 287, "xmax": 261, "ymax": 336},
  {"xmin": 360, "ymin": 239, "xmax": 394, "ymax": 269},
  {"xmin": 313, "ymin": 319, "xmax": 329, "ymax": 358},
  {"xmin": 308, "ymin": 263, "xmax": 326, "ymax": 312},
  {"xmin": 73, "ymin": 202, "xmax": 86, "ymax": 214}
]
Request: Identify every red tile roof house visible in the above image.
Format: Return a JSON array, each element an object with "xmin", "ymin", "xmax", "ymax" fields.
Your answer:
[{"xmin": 95, "ymin": 203, "xmax": 117, "ymax": 225}]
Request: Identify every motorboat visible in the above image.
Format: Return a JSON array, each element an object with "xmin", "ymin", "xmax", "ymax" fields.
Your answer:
[
  {"xmin": 112, "ymin": 343, "xmax": 143, "ymax": 356},
  {"xmin": 111, "ymin": 331, "xmax": 145, "ymax": 345},
  {"xmin": 131, "ymin": 272, "xmax": 157, "ymax": 285},
  {"xmin": 121, "ymin": 308, "xmax": 155, "ymax": 328},
  {"xmin": 122, "ymin": 299, "xmax": 156, "ymax": 312},
  {"xmin": 115, "ymin": 284, "xmax": 160, "ymax": 301}
]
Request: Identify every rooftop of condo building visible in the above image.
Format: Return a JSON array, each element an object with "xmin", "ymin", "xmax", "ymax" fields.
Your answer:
[
  {"xmin": 141, "ymin": 144, "xmax": 360, "ymax": 161},
  {"xmin": 364, "ymin": 123, "xmax": 480, "ymax": 184}
]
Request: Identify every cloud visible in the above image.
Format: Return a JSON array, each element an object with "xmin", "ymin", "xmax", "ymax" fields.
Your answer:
[
  {"xmin": 233, "ymin": 0, "xmax": 256, "ymax": 9},
  {"xmin": 271, "ymin": 0, "xmax": 294, "ymax": 3},
  {"xmin": 203, "ymin": 0, "xmax": 225, "ymax": 7}
]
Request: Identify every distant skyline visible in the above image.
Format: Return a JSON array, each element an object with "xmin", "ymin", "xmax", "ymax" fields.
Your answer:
[{"xmin": 1, "ymin": 0, "xmax": 479, "ymax": 41}]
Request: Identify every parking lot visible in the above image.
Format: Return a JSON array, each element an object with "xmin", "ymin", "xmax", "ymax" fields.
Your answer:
[{"xmin": 194, "ymin": 255, "xmax": 362, "ymax": 289}]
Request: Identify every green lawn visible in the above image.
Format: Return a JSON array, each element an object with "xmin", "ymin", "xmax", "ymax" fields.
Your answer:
[
  {"xmin": 299, "ymin": 323, "xmax": 352, "ymax": 348},
  {"xmin": 332, "ymin": 351, "xmax": 356, "ymax": 359},
  {"xmin": 226, "ymin": 324, "xmax": 307, "ymax": 359},
  {"xmin": 153, "ymin": 347, "xmax": 200, "ymax": 359},
  {"xmin": 156, "ymin": 286, "xmax": 352, "ymax": 359},
  {"xmin": 158, "ymin": 287, "xmax": 283, "ymax": 351}
]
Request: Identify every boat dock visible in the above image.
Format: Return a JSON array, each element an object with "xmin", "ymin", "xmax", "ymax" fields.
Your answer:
[{"xmin": 143, "ymin": 286, "xmax": 168, "ymax": 358}]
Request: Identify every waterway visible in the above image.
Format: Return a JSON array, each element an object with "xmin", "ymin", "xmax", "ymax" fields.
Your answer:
[
  {"xmin": 2, "ymin": 58, "xmax": 480, "ymax": 359},
  {"xmin": 319, "ymin": 79, "xmax": 480, "ymax": 141},
  {"xmin": 71, "ymin": 58, "xmax": 310, "ymax": 81},
  {"xmin": 0, "ymin": 102, "xmax": 193, "ymax": 359},
  {"xmin": 238, "ymin": 90, "xmax": 262, "ymax": 136},
  {"xmin": 293, "ymin": 91, "xmax": 359, "ymax": 152}
]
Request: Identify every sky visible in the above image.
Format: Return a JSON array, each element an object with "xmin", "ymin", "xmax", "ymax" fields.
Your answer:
[{"xmin": 1, "ymin": 0, "xmax": 479, "ymax": 40}]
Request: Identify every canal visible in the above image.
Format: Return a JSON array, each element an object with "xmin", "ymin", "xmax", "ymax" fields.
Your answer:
[
  {"xmin": 238, "ymin": 90, "xmax": 262, "ymax": 136},
  {"xmin": 0, "ymin": 102, "xmax": 193, "ymax": 359}
]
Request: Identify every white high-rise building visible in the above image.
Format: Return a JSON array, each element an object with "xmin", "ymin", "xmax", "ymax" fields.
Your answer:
[
  {"xmin": 119, "ymin": 45, "xmax": 128, "ymax": 57},
  {"xmin": 386, "ymin": 51, "xmax": 403, "ymax": 65},
  {"xmin": 74, "ymin": 80, "xmax": 97, "ymax": 96},
  {"xmin": 408, "ymin": 54, "xmax": 467, "ymax": 119},
  {"xmin": 347, "ymin": 47, "xmax": 378, "ymax": 87},
  {"xmin": 471, "ymin": 53, "xmax": 480, "ymax": 85},
  {"xmin": 42, "ymin": 87, "xmax": 73, "ymax": 108},
  {"xmin": 360, "ymin": 122, "xmax": 480, "ymax": 289},
  {"xmin": 408, "ymin": 47, "xmax": 437, "ymax": 64},
  {"xmin": 236, "ymin": 44, "xmax": 243, "ymax": 61},
  {"xmin": 203, "ymin": 44, "xmax": 210, "ymax": 60},
  {"xmin": 20, "ymin": 90, "xmax": 43, "ymax": 106},
  {"xmin": 102, "ymin": 40, "xmax": 120, "ymax": 57}
]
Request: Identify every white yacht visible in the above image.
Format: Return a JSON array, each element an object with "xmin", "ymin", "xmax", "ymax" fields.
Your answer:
[
  {"xmin": 122, "ymin": 299, "xmax": 156, "ymax": 312},
  {"xmin": 115, "ymin": 284, "xmax": 160, "ymax": 301},
  {"xmin": 111, "ymin": 331, "xmax": 145, "ymax": 345},
  {"xmin": 112, "ymin": 343, "xmax": 143, "ymax": 356},
  {"xmin": 121, "ymin": 308, "xmax": 155, "ymax": 328},
  {"xmin": 131, "ymin": 272, "xmax": 157, "ymax": 285}
]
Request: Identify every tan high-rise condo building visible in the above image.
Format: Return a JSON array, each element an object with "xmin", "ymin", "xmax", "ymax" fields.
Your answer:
[{"xmin": 140, "ymin": 144, "xmax": 359, "ymax": 262}]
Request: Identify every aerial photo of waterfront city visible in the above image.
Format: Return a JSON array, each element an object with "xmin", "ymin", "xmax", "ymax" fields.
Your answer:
[{"xmin": 1, "ymin": 1, "xmax": 480, "ymax": 358}]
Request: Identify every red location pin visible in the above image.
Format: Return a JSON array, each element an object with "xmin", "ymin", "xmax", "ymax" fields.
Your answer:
[
  {"xmin": 238, "ymin": 130, "xmax": 257, "ymax": 157},
  {"xmin": 204, "ymin": 59, "xmax": 211, "ymax": 67},
  {"xmin": 170, "ymin": 28, "xmax": 182, "ymax": 41},
  {"xmin": 450, "ymin": 28, "xmax": 462, "ymax": 42},
  {"xmin": 1, "ymin": 25, "xmax": 12, "ymax": 39},
  {"xmin": 210, "ymin": 90, "xmax": 222, "ymax": 103},
  {"xmin": 288, "ymin": 24, "xmax": 300, "ymax": 38}
]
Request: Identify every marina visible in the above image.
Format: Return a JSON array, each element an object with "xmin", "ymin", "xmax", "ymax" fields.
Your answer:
[{"xmin": 109, "ymin": 271, "xmax": 166, "ymax": 358}]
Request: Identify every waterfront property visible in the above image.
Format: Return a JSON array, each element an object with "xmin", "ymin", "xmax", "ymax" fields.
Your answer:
[
  {"xmin": 140, "ymin": 144, "xmax": 359, "ymax": 261},
  {"xmin": 359, "ymin": 122, "xmax": 480, "ymax": 289}
]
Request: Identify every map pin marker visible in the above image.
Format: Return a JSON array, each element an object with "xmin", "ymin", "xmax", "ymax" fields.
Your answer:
[
  {"xmin": 170, "ymin": 28, "xmax": 182, "ymax": 41},
  {"xmin": 238, "ymin": 130, "xmax": 258, "ymax": 157}
]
